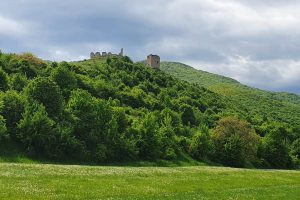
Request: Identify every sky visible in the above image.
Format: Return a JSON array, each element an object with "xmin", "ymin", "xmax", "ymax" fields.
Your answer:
[{"xmin": 1, "ymin": 0, "xmax": 300, "ymax": 94}]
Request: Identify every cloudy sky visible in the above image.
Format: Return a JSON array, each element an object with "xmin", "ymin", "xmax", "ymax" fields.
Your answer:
[{"xmin": 1, "ymin": 0, "xmax": 300, "ymax": 94}]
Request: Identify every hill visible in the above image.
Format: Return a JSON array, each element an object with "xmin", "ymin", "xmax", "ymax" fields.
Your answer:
[
  {"xmin": 161, "ymin": 62, "xmax": 300, "ymax": 134},
  {"xmin": 161, "ymin": 61, "xmax": 300, "ymax": 105},
  {"xmin": 0, "ymin": 163, "xmax": 299, "ymax": 200},
  {"xmin": 0, "ymin": 52, "xmax": 299, "ymax": 169},
  {"xmin": 160, "ymin": 62, "xmax": 240, "ymax": 88}
]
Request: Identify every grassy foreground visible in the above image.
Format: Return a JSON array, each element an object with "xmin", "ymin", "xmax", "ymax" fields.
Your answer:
[{"xmin": 0, "ymin": 163, "xmax": 299, "ymax": 200}]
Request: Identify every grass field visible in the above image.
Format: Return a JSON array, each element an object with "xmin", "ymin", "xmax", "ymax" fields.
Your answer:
[{"xmin": 0, "ymin": 163, "xmax": 299, "ymax": 200}]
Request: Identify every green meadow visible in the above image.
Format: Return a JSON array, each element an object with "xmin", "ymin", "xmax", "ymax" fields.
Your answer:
[{"xmin": 0, "ymin": 163, "xmax": 299, "ymax": 200}]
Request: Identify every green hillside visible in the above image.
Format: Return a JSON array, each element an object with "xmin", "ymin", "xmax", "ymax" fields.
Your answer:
[
  {"xmin": 0, "ymin": 52, "xmax": 299, "ymax": 169},
  {"xmin": 161, "ymin": 62, "xmax": 300, "ymax": 135},
  {"xmin": 161, "ymin": 61, "xmax": 300, "ymax": 105},
  {"xmin": 161, "ymin": 62, "xmax": 239, "ymax": 88},
  {"xmin": 0, "ymin": 163, "xmax": 299, "ymax": 200}
]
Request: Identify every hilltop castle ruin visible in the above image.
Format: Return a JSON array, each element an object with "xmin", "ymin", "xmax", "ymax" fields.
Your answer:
[
  {"xmin": 90, "ymin": 48, "xmax": 124, "ymax": 59},
  {"xmin": 90, "ymin": 49, "xmax": 160, "ymax": 70},
  {"xmin": 147, "ymin": 54, "xmax": 160, "ymax": 69}
]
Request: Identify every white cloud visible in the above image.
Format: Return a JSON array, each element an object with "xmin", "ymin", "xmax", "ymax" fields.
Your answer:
[
  {"xmin": 0, "ymin": 0, "xmax": 300, "ymax": 94},
  {"xmin": 0, "ymin": 15, "xmax": 26, "ymax": 37},
  {"xmin": 186, "ymin": 56, "xmax": 300, "ymax": 92}
]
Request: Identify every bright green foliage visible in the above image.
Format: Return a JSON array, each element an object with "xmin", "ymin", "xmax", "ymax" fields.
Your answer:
[
  {"xmin": 212, "ymin": 117, "xmax": 260, "ymax": 167},
  {"xmin": 136, "ymin": 113, "xmax": 164, "ymax": 160},
  {"xmin": 291, "ymin": 138, "xmax": 300, "ymax": 167},
  {"xmin": 10, "ymin": 73, "xmax": 28, "ymax": 91},
  {"xmin": 0, "ymin": 68, "xmax": 9, "ymax": 91},
  {"xmin": 0, "ymin": 52, "xmax": 299, "ymax": 168},
  {"xmin": 161, "ymin": 62, "xmax": 300, "ymax": 135},
  {"xmin": 50, "ymin": 64, "xmax": 77, "ymax": 99},
  {"xmin": 259, "ymin": 128, "xmax": 293, "ymax": 169},
  {"xmin": 189, "ymin": 126, "xmax": 213, "ymax": 161},
  {"xmin": 291, "ymin": 138, "xmax": 300, "ymax": 158},
  {"xmin": 0, "ymin": 115, "xmax": 7, "ymax": 141},
  {"xmin": 0, "ymin": 91, "xmax": 25, "ymax": 136},
  {"xmin": 17, "ymin": 103, "xmax": 56, "ymax": 157},
  {"xmin": 25, "ymin": 77, "xmax": 63, "ymax": 118},
  {"xmin": 66, "ymin": 89, "xmax": 112, "ymax": 162}
]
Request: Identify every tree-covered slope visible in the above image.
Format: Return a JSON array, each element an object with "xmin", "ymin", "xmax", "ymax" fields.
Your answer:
[
  {"xmin": 161, "ymin": 61, "xmax": 300, "ymax": 132},
  {"xmin": 0, "ymin": 52, "xmax": 299, "ymax": 169}
]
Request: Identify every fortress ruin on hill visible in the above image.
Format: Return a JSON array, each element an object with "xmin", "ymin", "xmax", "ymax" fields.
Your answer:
[
  {"xmin": 89, "ymin": 48, "xmax": 160, "ymax": 70},
  {"xmin": 90, "ymin": 48, "xmax": 124, "ymax": 58}
]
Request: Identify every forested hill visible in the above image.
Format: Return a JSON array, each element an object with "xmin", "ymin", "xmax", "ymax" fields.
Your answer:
[
  {"xmin": 161, "ymin": 62, "xmax": 300, "ymax": 105},
  {"xmin": 0, "ymin": 52, "xmax": 299, "ymax": 169},
  {"xmin": 161, "ymin": 62, "xmax": 300, "ymax": 128}
]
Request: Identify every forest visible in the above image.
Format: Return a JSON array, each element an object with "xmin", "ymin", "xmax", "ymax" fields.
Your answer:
[{"xmin": 0, "ymin": 51, "xmax": 299, "ymax": 169}]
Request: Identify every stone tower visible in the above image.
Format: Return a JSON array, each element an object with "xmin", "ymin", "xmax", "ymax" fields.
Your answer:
[
  {"xmin": 147, "ymin": 54, "xmax": 160, "ymax": 69},
  {"xmin": 119, "ymin": 48, "xmax": 124, "ymax": 56}
]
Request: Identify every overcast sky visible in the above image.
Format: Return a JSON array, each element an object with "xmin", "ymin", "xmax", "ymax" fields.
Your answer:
[{"xmin": 1, "ymin": 0, "xmax": 300, "ymax": 94}]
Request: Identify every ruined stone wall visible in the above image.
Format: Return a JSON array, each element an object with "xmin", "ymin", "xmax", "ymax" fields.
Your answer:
[{"xmin": 90, "ymin": 48, "xmax": 124, "ymax": 59}]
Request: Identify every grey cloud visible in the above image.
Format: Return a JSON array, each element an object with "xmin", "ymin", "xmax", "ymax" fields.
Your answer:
[{"xmin": 0, "ymin": 0, "xmax": 300, "ymax": 94}]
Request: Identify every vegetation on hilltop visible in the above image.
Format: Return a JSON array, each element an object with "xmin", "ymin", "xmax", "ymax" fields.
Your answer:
[{"xmin": 0, "ymin": 52, "xmax": 299, "ymax": 169}]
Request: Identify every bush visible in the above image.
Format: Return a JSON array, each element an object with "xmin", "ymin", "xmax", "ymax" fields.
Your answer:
[
  {"xmin": 189, "ymin": 126, "xmax": 213, "ymax": 161},
  {"xmin": 0, "ymin": 68, "xmax": 9, "ymax": 91},
  {"xmin": 10, "ymin": 73, "xmax": 28, "ymax": 91},
  {"xmin": 0, "ymin": 115, "xmax": 7, "ymax": 141},
  {"xmin": 66, "ymin": 89, "xmax": 112, "ymax": 162},
  {"xmin": 17, "ymin": 103, "xmax": 57, "ymax": 157},
  {"xmin": 290, "ymin": 138, "xmax": 300, "ymax": 159},
  {"xmin": 0, "ymin": 91, "xmax": 25, "ymax": 137},
  {"xmin": 25, "ymin": 77, "xmax": 63, "ymax": 118},
  {"xmin": 50, "ymin": 65, "xmax": 77, "ymax": 99},
  {"xmin": 136, "ymin": 113, "xmax": 163, "ymax": 160},
  {"xmin": 259, "ymin": 129, "xmax": 293, "ymax": 169},
  {"xmin": 212, "ymin": 117, "xmax": 260, "ymax": 167},
  {"xmin": 180, "ymin": 104, "xmax": 196, "ymax": 126}
]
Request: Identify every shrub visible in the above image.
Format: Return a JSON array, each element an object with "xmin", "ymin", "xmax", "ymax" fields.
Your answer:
[
  {"xmin": 17, "ymin": 103, "xmax": 57, "ymax": 157},
  {"xmin": 0, "ymin": 68, "xmax": 9, "ymax": 91},
  {"xmin": 10, "ymin": 73, "xmax": 28, "ymax": 91},
  {"xmin": 50, "ymin": 65, "xmax": 77, "ymax": 99},
  {"xmin": 259, "ymin": 129, "xmax": 293, "ymax": 169},
  {"xmin": 0, "ymin": 115, "xmax": 7, "ymax": 141},
  {"xmin": 0, "ymin": 91, "xmax": 25, "ymax": 137},
  {"xmin": 189, "ymin": 126, "xmax": 213, "ymax": 161},
  {"xmin": 212, "ymin": 117, "xmax": 260, "ymax": 167},
  {"xmin": 25, "ymin": 77, "xmax": 63, "ymax": 118}
]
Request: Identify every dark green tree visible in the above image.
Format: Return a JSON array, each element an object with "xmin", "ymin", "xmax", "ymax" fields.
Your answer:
[
  {"xmin": 10, "ymin": 73, "xmax": 28, "ymax": 91},
  {"xmin": 0, "ymin": 91, "xmax": 25, "ymax": 137},
  {"xmin": 66, "ymin": 89, "xmax": 112, "ymax": 162},
  {"xmin": 259, "ymin": 128, "xmax": 293, "ymax": 169},
  {"xmin": 17, "ymin": 102, "xmax": 57, "ymax": 157},
  {"xmin": 0, "ymin": 68, "xmax": 9, "ymax": 91},
  {"xmin": 189, "ymin": 125, "xmax": 213, "ymax": 161},
  {"xmin": 25, "ymin": 77, "xmax": 63, "ymax": 118},
  {"xmin": 50, "ymin": 66, "xmax": 77, "ymax": 99},
  {"xmin": 180, "ymin": 104, "xmax": 196, "ymax": 126}
]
